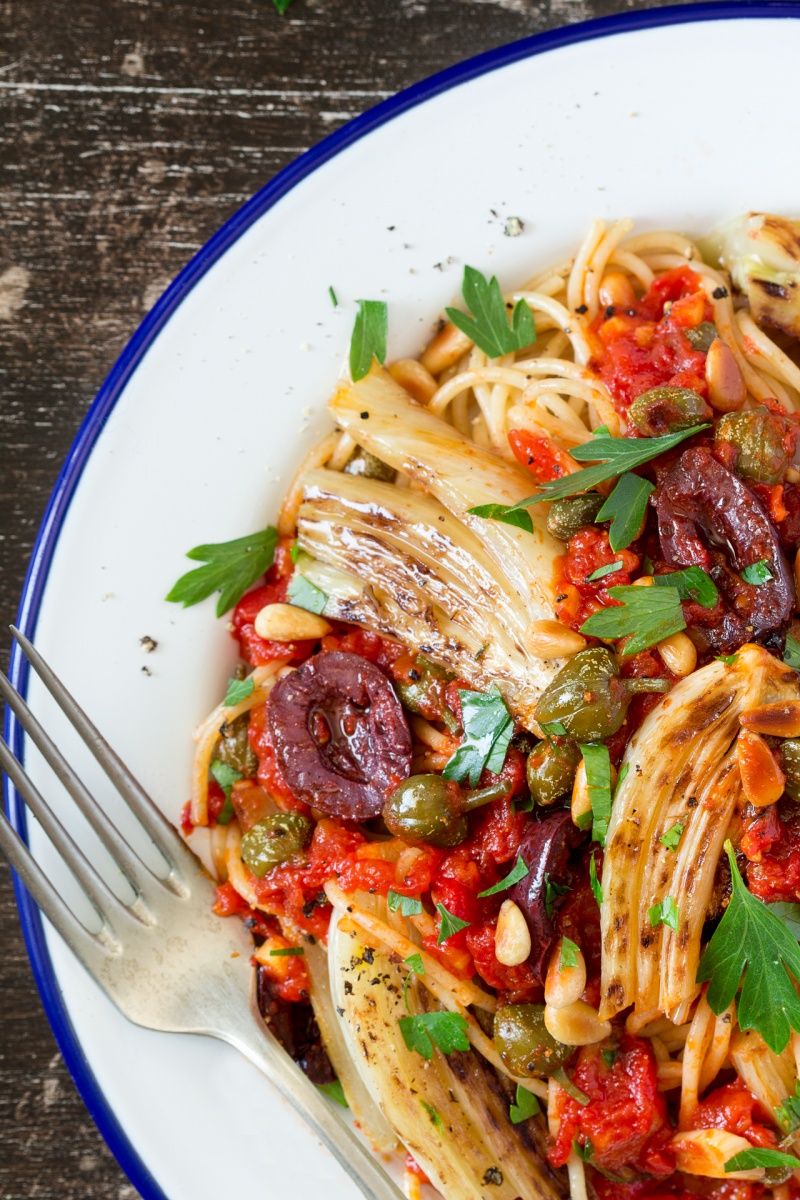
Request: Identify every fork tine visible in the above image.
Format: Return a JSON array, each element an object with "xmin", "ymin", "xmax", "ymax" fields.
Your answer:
[
  {"xmin": 10, "ymin": 627, "xmax": 197, "ymax": 883},
  {"xmin": 0, "ymin": 735, "xmax": 131, "ymax": 933},
  {"xmin": 0, "ymin": 805, "xmax": 114, "ymax": 969},
  {"xmin": 0, "ymin": 668, "xmax": 168, "ymax": 904}
]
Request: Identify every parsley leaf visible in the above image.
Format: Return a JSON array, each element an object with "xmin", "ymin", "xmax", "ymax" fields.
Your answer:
[
  {"xmin": 269, "ymin": 946, "xmax": 304, "ymax": 956},
  {"xmin": 350, "ymin": 299, "xmax": 388, "ymax": 382},
  {"xmin": 580, "ymin": 744, "xmax": 613, "ymax": 845},
  {"xmin": 467, "ymin": 503, "xmax": 533, "ymax": 534},
  {"xmin": 436, "ymin": 902, "xmax": 471, "ymax": 944},
  {"xmin": 510, "ymin": 1084, "xmax": 541, "ymax": 1124},
  {"xmin": 442, "ymin": 687, "xmax": 513, "ymax": 787},
  {"xmin": 398, "ymin": 1011, "xmax": 470, "ymax": 1060},
  {"xmin": 318, "ymin": 1079, "xmax": 348, "ymax": 1106},
  {"xmin": 166, "ymin": 527, "xmax": 278, "ymax": 617},
  {"xmin": 446, "ymin": 265, "xmax": 536, "ymax": 359},
  {"xmin": 544, "ymin": 874, "xmax": 570, "ymax": 918},
  {"xmin": 580, "ymin": 584, "xmax": 685, "ymax": 654},
  {"xmin": 648, "ymin": 896, "xmax": 679, "ymax": 931},
  {"xmin": 724, "ymin": 1148, "xmax": 800, "ymax": 1173},
  {"xmin": 328, "ymin": 286, "xmax": 338, "ymax": 307},
  {"xmin": 589, "ymin": 852, "xmax": 602, "ymax": 907},
  {"xmin": 698, "ymin": 840, "xmax": 800, "ymax": 1054},
  {"xmin": 716, "ymin": 654, "xmax": 738, "ymax": 666},
  {"xmin": 659, "ymin": 822, "xmax": 685, "ymax": 851},
  {"xmin": 560, "ymin": 936, "xmax": 580, "ymax": 970},
  {"xmin": 776, "ymin": 1081, "xmax": 800, "ymax": 1135},
  {"xmin": 210, "ymin": 759, "xmax": 241, "ymax": 825},
  {"xmin": 505, "ymin": 425, "xmax": 709, "ymax": 508},
  {"xmin": 553, "ymin": 1066, "xmax": 590, "ymax": 1106},
  {"xmin": 768, "ymin": 901, "xmax": 800, "ymax": 941},
  {"xmin": 601, "ymin": 1044, "xmax": 618, "ymax": 1069},
  {"xmin": 652, "ymin": 565, "xmax": 719, "ymax": 608},
  {"xmin": 403, "ymin": 952, "xmax": 425, "ymax": 1011},
  {"xmin": 596, "ymin": 473, "xmax": 654, "ymax": 552},
  {"xmin": 387, "ymin": 891, "xmax": 424, "ymax": 917},
  {"xmin": 287, "ymin": 573, "xmax": 327, "ymax": 615},
  {"xmin": 421, "ymin": 1100, "xmax": 443, "ymax": 1128},
  {"xmin": 223, "ymin": 676, "xmax": 255, "ymax": 707},
  {"xmin": 586, "ymin": 561, "xmax": 624, "ymax": 583},
  {"xmin": 477, "ymin": 854, "xmax": 529, "ymax": 898},
  {"xmin": 741, "ymin": 559, "xmax": 774, "ymax": 586},
  {"xmin": 573, "ymin": 1139, "xmax": 594, "ymax": 1162},
  {"xmin": 785, "ymin": 633, "xmax": 800, "ymax": 670}
]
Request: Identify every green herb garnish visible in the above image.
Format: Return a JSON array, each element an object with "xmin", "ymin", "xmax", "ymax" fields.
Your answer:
[
  {"xmin": 776, "ymin": 1080, "xmax": 800, "ymax": 1135},
  {"xmin": 269, "ymin": 946, "xmax": 305, "ymax": 956},
  {"xmin": 166, "ymin": 527, "xmax": 278, "ymax": 617},
  {"xmin": 596, "ymin": 473, "xmax": 654, "ymax": 552},
  {"xmin": 589, "ymin": 852, "xmax": 602, "ymax": 907},
  {"xmin": 698, "ymin": 840, "xmax": 800, "ymax": 1053},
  {"xmin": 328, "ymin": 286, "xmax": 338, "ymax": 307},
  {"xmin": 579, "ymin": 743, "xmax": 612, "ymax": 846},
  {"xmin": 421, "ymin": 1100, "xmax": 443, "ymax": 1128},
  {"xmin": 318, "ymin": 1078, "xmax": 348, "ymax": 1106},
  {"xmin": 648, "ymin": 897, "xmax": 679, "ymax": 931},
  {"xmin": 398, "ymin": 1011, "xmax": 470, "ymax": 1060},
  {"xmin": 287, "ymin": 573, "xmax": 327, "ymax": 615},
  {"xmin": 585, "ymin": 561, "xmax": 625, "ymax": 583},
  {"xmin": 544, "ymin": 874, "xmax": 571, "ymax": 918},
  {"xmin": 659, "ymin": 822, "xmax": 685, "ymax": 851},
  {"xmin": 387, "ymin": 891, "xmax": 424, "ymax": 917},
  {"xmin": 741, "ymin": 559, "xmax": 774, "ymax": 586},
  {"xmin": 223, "ymin": 676, "xmax": 255, "ymax": 707},
  {"xmin": 436, "ymin": 902, "xmax": 471, "ymax": 944},
  {"xmin": 510, "ymin": 1084, "xmax": 541, "ymax": 1124},
  {"xmin": 442, "ymin": 687, "xmax": 513, "ymax": 787},
  {"xmin": 446, "ymin": 265, "xmax": 536, "ymax": 359},
  {"xmin": 210, "ymin": 759, "xmax": 242, "ymax": 825},
  {"xmin": 724, "ymin": 1147, "xmax": 800, "ymax": 1173},
  {"xmin": 785, "ymin": 633, "xmax": 800, "ymax": 670},
  {"xmin": 350, "ymin": 299, "xmax": 388, "ymax": 382},
  {"xmin": 652, "ymin": 565, "xmax": 719, "ymax": 608},
  {"xmin": 467, "ymin": 503, "xmax": 533, "ymax": 534},
  {"xmin": 477, "ymin": 854, "xmax": 529, "ymax": 898},
  {"xmin": 560, "ymin": 937, "xmax": 580, "ymax": 970},
  {"xmin": 580, "ymin": 584, "xmax": 685, "ymax": 654}
]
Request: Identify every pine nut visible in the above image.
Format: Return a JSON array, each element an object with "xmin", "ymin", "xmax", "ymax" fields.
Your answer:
[
  {"xmin": 524, "ymin": 619, "xmax": 587, "ymax": 660},
  {"xmin": 656, "ymin": 632, "xmax": 697, "ymax": 677},
  {"xmin": 737, "ymin": 729, "xmax": 785, "ymax": 807},
  {"xmin": 633, "ymin": 576, "xmax": 654, "ymax": 586},
  {"xmin": 740, "ymin": 700, "xmax": 800, "ymax": 738},
  {"xmin": 389, "ymin": 358, "xmax": 438, "ymax": 405},
  {"xmin": 671, "ymin": 1129, "xmax": 763, "ymax": 1180},
  {"xmin": 788, "ymin": 468, "xmax": 800, "ymax": 484},
  {"xmin": 705, "ymin": 339, "xmax": 746, "ymax": 412},
  {"xmin": 420, "ymin": 322, "xmax": 474, "ymax": 376},
  {"xmin": 598, "ymin": 271, "xmax": 637, "ymax": 311},
  {"xmin": 494, "ymin": 899, "xmax": 531, "ymax": 966},
  {"xmin": 544, "ymin": 999, "xmax": 611, "ymax": 1046},
  {"xmin": 571, "ymin": 759, "xmax": 591, "ymax": 828},
  {"xmin": 545, "ymin": 937, "xmax": 587, "ymax": 1009},
  {"xmin": 254, "ymin": 603, "xmax": 332, "ymax": 642}
]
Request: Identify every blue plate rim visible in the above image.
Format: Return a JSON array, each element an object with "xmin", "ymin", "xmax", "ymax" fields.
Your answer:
[{"xmin": 6, "ymin": 3, "xmax": 800, "ymax": 1195}]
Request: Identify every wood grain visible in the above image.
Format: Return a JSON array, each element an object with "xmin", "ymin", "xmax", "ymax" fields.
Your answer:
[{"xmin": 0, "ymin": 0, "xmax": 689, "ymax": 1194}]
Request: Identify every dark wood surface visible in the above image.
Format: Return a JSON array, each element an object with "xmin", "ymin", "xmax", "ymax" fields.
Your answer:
[{"xmin": 0, "ymin": 0, "xmax": 690, "ymax": 1194}]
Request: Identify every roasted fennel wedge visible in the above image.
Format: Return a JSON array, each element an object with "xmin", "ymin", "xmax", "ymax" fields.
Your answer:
[
  {"xmin": 328, "ymin": 367, "xmax": 562, "ymax": 625},
  {"xmin": 294, "ymin": 468, "xmax": 561, "ymax": 728},
  {"xmin": 327, "ymin": 893, "xmax": 566, "ymax": 1200},
  {"xmin": 599, "ymin": 644, "xmax": 800, "ymax": 1025}
]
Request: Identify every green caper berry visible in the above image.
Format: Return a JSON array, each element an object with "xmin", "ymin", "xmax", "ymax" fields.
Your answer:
[
  {"xmin": 216, "ymin": 712, "xmax": 258, "ymax": 778},
  {"xmin": 383, "ymin": 774, "xmax": 466, "ymax": 847},
  {"xmin": 526, "ymin": 740, "xmax": 580, "ymax": 807},
  {"xmin": 715, "ymin": 407, "xmax": 791, "ymax": 485},
  {"xmin": 344, "ymin": 448, "xmax": 396, "ymax": 482},
  {"xmin": 546, "ymin": 493, "xmax": 605, "ymax": 542},
  {"xmin": 628, "ymin": 386, "xmax": 712, "ymax": 438},
  {"xmin": 535, "ymin": 647, "xmax": 630, "ymax": 743},
  {"xmin": 241, "ymin": 812, "xmax": 313, "ymax": 878},
  {"xmin": 494, "ymin": 1004, "xmax": 573, "ymax": 1077},
  {"xmin": 684, "ymin": 322, "xmax": 718, "ymax": 353},
  {"xmin": 396, "ymin": 658, "xmax": 454, "ymax": 720},
  {"xmin": 780, "ymin": 739, "xmax": 800, "ymax": 803}
]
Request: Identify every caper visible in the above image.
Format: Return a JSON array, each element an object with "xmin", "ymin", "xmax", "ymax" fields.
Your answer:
[
  {"xmin": 628, "ymin": 386, "xmax": 712, "ymax": 438},
  {"xmin": 241, "ymin": 812, "xmax": 312, "ymax": 877},
  {"xmin": 494, "ymin": 1003, "xmax": 572, "ymax": 1077},
  {"xmin": 780, "ymin": 739, "xmax": 800, "ymax": 802},
  {"xmin": 215, "ymin": 712, "xmax": 258, "ymax": 778},
  {"xmin": 527, "ymin": 740, "xmax": 580, "ymax": 807},
  {"xmin": 715, "ymin": 406, "xmax": 791, "ymax": 485},
  {"xmin": 383, "ymin": 775, "xmax": 511, "ymax": 847},
  {"xmin": 396, "ymin": 658, "xmax": 454, "ymax": 722},
  {"xmin": 344, "ymin": 448, "xmax": 396, "ymax": 482},
  {"xmin": 685, "ymin": 322, "xmax": 718, "ymax": 353},
  {"xmin": 546, "ymin": 493, "xmax": 605, "ymax": 542},
  {"xmin": 535, "ymin": 647, "xmax": 668, "ymax": 743}
]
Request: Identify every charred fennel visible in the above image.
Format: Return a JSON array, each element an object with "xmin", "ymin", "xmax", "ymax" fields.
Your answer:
[
  {"xmin": 295, "ymin": 469, "xmax": 560, "ymax": 729},
  {"xmin": 599, "ymin": 645, "xmax": 800, "ymax": 1025},
  {"xmin": 327, "ymin": 892, "xmax": 566, "ymax": 1200}
]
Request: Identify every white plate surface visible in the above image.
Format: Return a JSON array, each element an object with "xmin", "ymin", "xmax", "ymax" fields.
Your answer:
[{"xmin": 15, "ymin": 9, "xmax": 800, "ymax": 1199}]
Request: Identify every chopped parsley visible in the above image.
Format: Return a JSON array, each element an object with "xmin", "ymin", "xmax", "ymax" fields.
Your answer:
[
  {"xmin": 580, "ymin": 743, "xmax": 613, "ymax": 845},
  {"xmin": 509, "ymin": 1084, "xmax": 541, "ymax": 1124},
  {"xmin": 442, "ymin": 686, "xmax": 513, "ymax": 787},
  {"xmin": 585, "ymin": 561, "xmax": 625, "ymax": 583},
  {"xmin": 387, "ymin": 891, "xmax": 423, "ymax": 917},
  {"xmin": 596, "ymin": 473, "xmax": 654, "ymax": 552},
  {"xmin": 166, "ymin": 526, "xmax": 278, "ymax": 617},
  {"xmin": 397, "ymin": 1011, "xmax": 470, "ymax": 1060},
  {"xmin": 560, "ymin": 937, "xmax": 580, "ymax": 970},
  {"xmin": 318, "ymin": 1079, "xmax": 348, "ymax": 1106},
  {"xmin": 436, "ymin": 902, "xmax": 471, "ymax": 944},
  {"xmin": 350, "ymin": 299, "xmax": 388, "ymax": 382},
  {"xmin": 785, "ymin": 633, "xmax": 800, "ymax": 670},
  {"xmin": 287, "ymin": 573, "xmax": 327, "ymax": 615},
  {"xmin": 544, "ymin": 873, "xmax": 570, "ymax": 918},
  {"xmin": 477, "ymin": 854, "xmax": 529, "ymax": 898},
  {"xmin": 648, "ymin": 897, "xmax": 679, "ymax": 931},
  {"xmin": 580, "ymin": 584, "xmax": 686, "ymax": 654},
  {"xmin": 467, "ymin": 502, "xmax": 533, "ymax": 534},
  {"xmin": 589, "ymin": 852, "xmax": 602, "ymax": 907},
  {"xmin": 209, "ymin": 759, "xmax": 242, "ymax": 825},
  {"xmin": 223, "ymin": 676, "xmax": 255, "ymax": 707},
  {"xmin": 446, "ymin": 265, "xmax": 536, "ymax": 359},
  {"xmin": 659, "ymin": 822, "xmax": 685, "ymax": 851},
  {"xmin": 741, "ymin": 559, "xmax": 774, "ymax": 586}
]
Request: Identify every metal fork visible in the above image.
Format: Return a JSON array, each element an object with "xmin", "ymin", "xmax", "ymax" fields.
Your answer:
[{"xmin": 0, "ymin": 626, "xmax": 403, "ymax": 1200}]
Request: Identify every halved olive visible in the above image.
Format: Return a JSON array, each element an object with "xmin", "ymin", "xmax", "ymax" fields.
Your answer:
[
  {"xmin": 547, "ymin": 494, "xmax": 605, "ymax": 542},
  {"xmin": 494, "ymin": 1003, "xmax": 572, "ymax": 1077},
  {"xmin": 215, "ymin": 712, "xmax": 258, "ymax": 778},
  {"xmin": 780, "ymin": 739, "xmax": 800, "ymax": 802},
  {"xmin": 629, "ymin": 386, "xmax": 712, "ymax": 438},
  {"xmin": 526, "ymin": 740, "xmax": 580, "ymax": 807}
]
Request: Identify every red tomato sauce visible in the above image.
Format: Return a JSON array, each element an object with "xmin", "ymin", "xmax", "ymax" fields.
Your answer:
[
  {"xmin": 589, "ymin": 266, "xmax": 712, "ymax": 416},
  {"xmin": 693, "ymin": 1081, "xmax": 778, "ymax": 1149}
]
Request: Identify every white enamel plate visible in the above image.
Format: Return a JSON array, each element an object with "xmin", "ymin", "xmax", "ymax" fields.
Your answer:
[{"xmin": 8, "ymin": 6, "xmax": 800, "ymax": 1196}]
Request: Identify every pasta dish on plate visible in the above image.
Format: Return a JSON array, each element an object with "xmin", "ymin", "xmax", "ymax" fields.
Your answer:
[{"xmin": 168, "ymin": 214, "xmax": 800, "ymax": 1200}]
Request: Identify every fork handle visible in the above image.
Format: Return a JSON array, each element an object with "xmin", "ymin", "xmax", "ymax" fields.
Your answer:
[{"xmin": 223, "ymin": 1019, "xmax": 406, "ymax": 1200}]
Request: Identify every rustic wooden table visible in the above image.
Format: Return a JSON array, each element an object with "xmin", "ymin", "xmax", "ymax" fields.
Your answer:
[{"xmin": 0, "ymin": 0, "xmax": 690, "ymax": 1194}]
